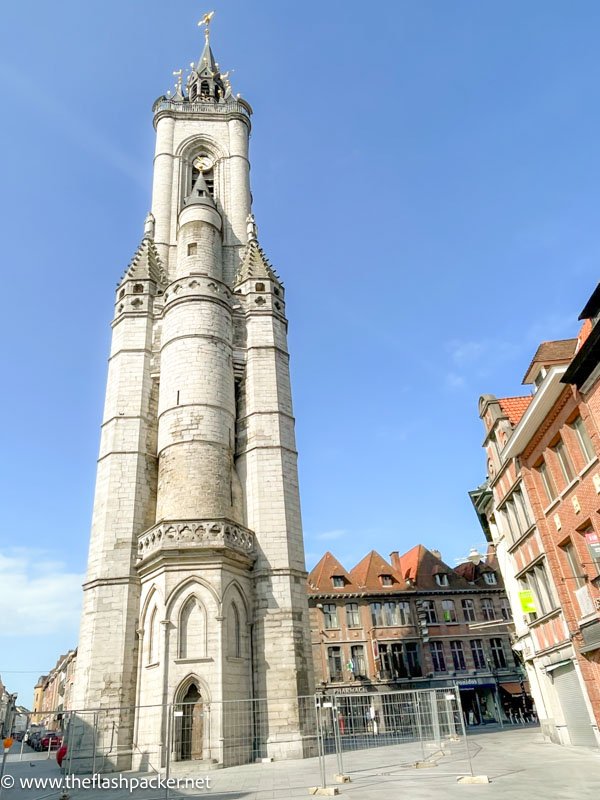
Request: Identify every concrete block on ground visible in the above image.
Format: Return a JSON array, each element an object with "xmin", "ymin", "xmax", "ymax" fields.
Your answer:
[
  {"xmin": 334, "ymin": 773, "xmax": 351, "ymax": 783},
  {"xmin": 457, "ymin": 775, "xmax": 490, "ymax": 784}
]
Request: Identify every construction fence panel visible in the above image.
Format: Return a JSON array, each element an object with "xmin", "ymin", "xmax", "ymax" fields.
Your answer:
[{"xmin": 35, "ymin": 687, "xmax": 473, "ymax": 791}]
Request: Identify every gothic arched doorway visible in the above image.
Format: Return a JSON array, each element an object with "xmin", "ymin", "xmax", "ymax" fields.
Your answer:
[{"xmin": 176, "ymin": 683, "xmax": 204, "ymax": 761}]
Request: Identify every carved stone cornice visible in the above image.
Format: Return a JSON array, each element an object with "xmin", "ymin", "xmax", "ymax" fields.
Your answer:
[{"xmin": 137, "ymin": 518, "xmax": 255, "ymax": 563}]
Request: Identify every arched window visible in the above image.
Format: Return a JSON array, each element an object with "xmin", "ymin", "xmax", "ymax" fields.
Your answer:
[
  {"xmin": 229, "ymin": 602, "xmax": 241, "ymax": 658},
  {"xmin": 200, "ymin": 81, "xmax": 210, "ymax": 98},
  {"xmin": 147, "ymin": 606, "xmax": 159, "ymax": 664},
  {"xmin": 179, "ymin": 596, "xmax": 206, "ymax": 659}
]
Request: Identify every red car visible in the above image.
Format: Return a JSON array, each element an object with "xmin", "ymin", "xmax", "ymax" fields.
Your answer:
[{"xmin": 40, "ymin": 732, "xmax": 62, "ymax": 751}]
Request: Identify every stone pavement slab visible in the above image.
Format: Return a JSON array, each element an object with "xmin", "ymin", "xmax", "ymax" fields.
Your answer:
[{"xmin": 1, "ymin": 728, "xmax": 599, "ymax": 800}]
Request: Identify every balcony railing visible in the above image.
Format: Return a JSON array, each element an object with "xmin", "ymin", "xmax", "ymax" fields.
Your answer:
[{"xmin": 153, "ymin": 98, "xmax": 251, "ymax": 119}]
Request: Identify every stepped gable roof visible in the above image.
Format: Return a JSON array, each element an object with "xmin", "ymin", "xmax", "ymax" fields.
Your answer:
[
  {"xmin": 307, "ymin": 552, "xmax": 359, "ymax": 593},
  {"xmin": 522, "ymin": 338, "xmax": 578, "ymax": 384},
  {"xmin": 497, "ymin": 396, "xmax": 532, "ymax": 426},
  {"xmin": 349, "ymin": 550, "xmax": 405, "ymax": 592},
  {"xmin": 234, "ymin": 239, "xmax": 282, "ymax": 286},
  {"xmin": 121, "ymin": 236, "xmax": 167, "ymax": 286},
  {"xmin": 397, "ymin": 545, "xmax": 471, "ymax": 590}
]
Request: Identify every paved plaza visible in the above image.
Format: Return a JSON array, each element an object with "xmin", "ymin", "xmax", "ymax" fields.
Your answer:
[{"xmin": 2, "ymin": 728, "xmax": 600, "ymax": 800}]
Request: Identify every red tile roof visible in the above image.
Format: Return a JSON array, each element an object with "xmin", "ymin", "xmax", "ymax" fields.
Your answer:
[
  {"xmin": 396, "ymin": 545, "xmax": 472, "ymax": 590},
  {"xmin": 307, "ymin": 551, "xmax": 360, "ymax": 593},
  {"xmin": 497, "ymin": 395, "xmax": 532, "ymax": 426},
  {"xmin": 349, "ymin": 550, "xmax": 405, "ymax": 591},
  {"xmin": 308, "ymin": 545, "xmax": 504, "ymax": 596}
]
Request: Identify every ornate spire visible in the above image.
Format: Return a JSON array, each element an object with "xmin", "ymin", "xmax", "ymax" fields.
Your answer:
[
  {"xmin": 186, "ymin": 10, "xmax": 226, "ymax": 102},
  {"xmin": 234, "ymin": 229, "xmax": 282, "ymax": 287},
  {"xmin": 172, "ymin": 69, "xmax": 184, "ymax": 101},
  {"xmin": 120, "ymin": 233, "xmax": 167, "ymax": 287},
  {"xmin": 184, "ymin": 171, "xmax": 215, "ymax": 208}
]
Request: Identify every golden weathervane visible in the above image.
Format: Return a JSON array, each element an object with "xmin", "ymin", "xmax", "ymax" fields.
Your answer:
[{"xmin": 198, "ymin": 11, "xmax": 215, "ymax": 41}]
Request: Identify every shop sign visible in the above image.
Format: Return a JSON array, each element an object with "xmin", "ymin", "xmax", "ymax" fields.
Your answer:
[{"xmin": 519, "ymin": 590, "xmax": 537, "ymax": 614}]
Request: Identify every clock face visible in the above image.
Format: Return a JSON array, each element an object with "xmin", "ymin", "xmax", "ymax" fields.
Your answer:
[{"xmin": 193, "ymin": 154, "xmax": 213, "ymax": 172}]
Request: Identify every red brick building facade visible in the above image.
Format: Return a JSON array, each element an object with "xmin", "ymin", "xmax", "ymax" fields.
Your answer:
[
  {"xmin": 307, "ymin": 546, "xmax": 529, "ymax": 727},
  {"xmin": 476, "ymin": 283, "xmax": 600, "ymax": 748}
]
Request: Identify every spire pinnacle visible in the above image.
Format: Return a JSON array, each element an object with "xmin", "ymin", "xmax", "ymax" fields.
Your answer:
[
  {"xmin": 234, "ymin": 235, "xmax": 283, "ymax": 288},
  {"xmin": 184, "ymin": 170, "xmax": 215, "ymax": 208}
]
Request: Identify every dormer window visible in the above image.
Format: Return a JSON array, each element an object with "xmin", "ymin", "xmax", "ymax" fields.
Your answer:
[
  {"xmin": 435, "ymin": 573, "xmax": 449, "ymax": 587},
  {"xmin": 483, "ymin": 572, "xmax": 497, "ymax": 585},
  {"xmin": 332, "ymin": 576, "xmax": 345, "ymax": 588},
  {"xmin": 380, "ymin": 575, "xmax": 393, "ymax": 587}
]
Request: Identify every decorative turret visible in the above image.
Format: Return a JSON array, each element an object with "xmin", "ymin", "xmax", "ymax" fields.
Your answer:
[
  {"xmin": 114, "ymin": 214, "xmax": 167, "ymax": 319},
  {"xmin": 234, "ymin": 215, "xmax": 283, "ymax": 290},
  {"xmin": 184, "ymin": 170, "xmax": 216, "ymax": 208},
  {"xmin": 233, "ymin": 215, "xmax": 286, "ymax": 321},
  {"xmin": 119, "ymin": 221, "xmax": 167, "ymax": 287}
]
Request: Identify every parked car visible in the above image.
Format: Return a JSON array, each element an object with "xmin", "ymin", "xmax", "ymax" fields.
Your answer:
[
  {"xmin": 40, "ymin": 732, "xmax": 62, "ymax": 751},
  {"xmin": 28, "ymin": 731, "xmax": 43, "ymax": 750}
]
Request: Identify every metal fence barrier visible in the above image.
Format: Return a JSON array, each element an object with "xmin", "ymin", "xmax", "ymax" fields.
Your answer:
[{"xmin": 30, "ymin": 686, "xmax": 474, "ymax": 792}]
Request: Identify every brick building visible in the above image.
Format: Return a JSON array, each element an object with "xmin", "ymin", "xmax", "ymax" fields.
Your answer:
[
  {"xmin": 31, "ymin": 649, "xmax": 77, "ymax": 729},
  {"xmin": 475, "ymin": 282, "xmax": 600, "ymax": 749},
  {"xmin": 307, "ymin": 546, "xmax": 528, "ymax": 727}
]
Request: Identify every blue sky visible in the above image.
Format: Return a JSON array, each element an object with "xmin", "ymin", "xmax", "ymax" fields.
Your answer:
[{"xmin": 1, "ymin": 0, "xmax": 598, "ymax": 705}]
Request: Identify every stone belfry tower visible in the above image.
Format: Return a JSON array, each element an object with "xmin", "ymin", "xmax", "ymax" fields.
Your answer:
[{"xmin": 73, "ymin": 14, "xmax": 313, "ymax": 766}]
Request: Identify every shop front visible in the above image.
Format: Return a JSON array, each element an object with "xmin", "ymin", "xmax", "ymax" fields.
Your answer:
[{"xmin": 499, "ymin": 680, "xmax": 535, "ymax": 723}]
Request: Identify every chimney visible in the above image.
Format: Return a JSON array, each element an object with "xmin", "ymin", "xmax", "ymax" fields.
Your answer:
[
  {"xmin": 431, "ymin": 549, "xmax": 442, "ymax": 561},
  {"xmin": 389, "ymin": 551, "xmax": 400, "ymax": 569}
]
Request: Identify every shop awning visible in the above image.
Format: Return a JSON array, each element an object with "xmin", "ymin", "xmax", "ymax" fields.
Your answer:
[
  {"xmin": 500, "ymin": 682, "xmax": 526, "ymax": 695},
  {"xmin": 545, "ymin": 659, "xmax": 572, "ymax": 674}
]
